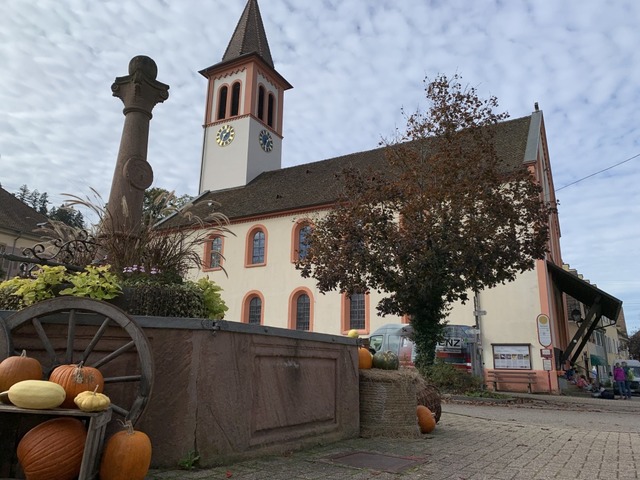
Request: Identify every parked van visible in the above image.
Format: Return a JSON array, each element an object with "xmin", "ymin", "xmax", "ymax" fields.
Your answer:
[
  {"xmin": 368, "ymin": 324, "xmax": 416, "ymax": 366},
  {"xmin": 612, "ymin": 359, "xmax": 640, "ymax": 396},
  {"xmin": 367, "ymin": 323, "xmax": 475, "ymax": 370}
]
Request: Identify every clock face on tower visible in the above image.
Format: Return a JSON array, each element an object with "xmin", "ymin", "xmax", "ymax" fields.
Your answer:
[
  {"xmin": 258, "ymin": 129, "xmax": 273, "ymax": 152},
  {"xmin": 216, "ymin": 124, "xmax": 235, "ymax": 147}
]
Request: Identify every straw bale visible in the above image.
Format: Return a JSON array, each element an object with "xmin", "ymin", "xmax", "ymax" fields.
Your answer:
[{"xmin": 358, "ymin": 369, "xmax": 420, "ymax": 438}]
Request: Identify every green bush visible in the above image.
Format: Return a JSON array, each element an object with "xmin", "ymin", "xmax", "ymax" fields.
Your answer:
[
  {"xmin": 191, "ymin": 278, "xmax": 228, "ymax": 320},
  {"xmin": 114, "ymin": 283, "xmax": 206, "ymax": 318},
  {"xmin": 418, "ymin": 361, "xmax": 483, "ymax": 394},
  {"xmin": 59, "ymin": 265, "xmax": 121, "ymax": 300},
  {"xmin": 0, "ymin": 265, "xmax": 227, "ymax": 320}
]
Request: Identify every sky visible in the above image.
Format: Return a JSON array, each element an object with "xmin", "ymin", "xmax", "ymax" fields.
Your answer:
[{"xmin": 1, "ymin": 1, "xmax": 639, "ymax": 333}]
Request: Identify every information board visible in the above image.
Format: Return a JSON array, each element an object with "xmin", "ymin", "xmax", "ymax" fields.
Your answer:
[{"xmin": 492, "ymin": 344, "xmax": 532, "ymax": 369}]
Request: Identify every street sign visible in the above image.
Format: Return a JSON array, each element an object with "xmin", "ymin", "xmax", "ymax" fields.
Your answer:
[{"xmin": 536, "ymin": 314, "xmax": 552, "ymax": 347}]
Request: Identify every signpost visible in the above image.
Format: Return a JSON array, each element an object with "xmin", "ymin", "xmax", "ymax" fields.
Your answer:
[{"xmin": 536, "ymin": 314, "xmax": 552, "ymax": 347}]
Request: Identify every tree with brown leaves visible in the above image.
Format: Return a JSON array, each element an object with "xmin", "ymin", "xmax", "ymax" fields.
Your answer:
[{"xmin": 297, "ymin": 74, "xmax": 551, "ymax": 367}]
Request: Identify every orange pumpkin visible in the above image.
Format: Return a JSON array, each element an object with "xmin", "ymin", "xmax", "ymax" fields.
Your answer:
[
  {"xmin": 417, "ymin": 405, "xmax": 436, "ymax": 434},
  {"xmin": 99, "ymin": 420, "xmax": 152, "ymax": 480},
  {"xmin": 49, "ymin": 361, "xmax": 104, "ymax": 408},
  {"xmin": 17, "ymin": 417, "xmax": 87, "ymax": 480},
  {"xmin": 358, "ymin": 347, "xmax": 373, "ymax": 369},
  {"xmin": 0, "ymin": 350, "xmax": 43, "ymax": 392}
]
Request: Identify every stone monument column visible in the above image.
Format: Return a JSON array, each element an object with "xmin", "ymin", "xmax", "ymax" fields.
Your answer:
[{"xmin": 104, "ymin": 55, "xmax": 169, "ymax": 237}]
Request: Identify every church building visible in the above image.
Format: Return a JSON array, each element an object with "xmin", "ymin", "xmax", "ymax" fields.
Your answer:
[{"xmin": 163, "ymin": 0, "xmax": 623, "ymax": 394}]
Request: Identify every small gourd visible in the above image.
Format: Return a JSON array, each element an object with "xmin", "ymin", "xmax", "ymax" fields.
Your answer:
[
  {"xmin": 6, "ymin": 380, "xmax": 66, "ymax": 409},
  {"xmin": 74, "ymin": 386, "xmax": 111, "ymax": 412},
  {"xmin": 49, "ymin": 361, "xmax": 104, "ymax": 408},
  {"xmin": 0, "ymin": 349, "xmax": 43, "ymax": 392},
  {"xmin": 358, "ymin": 347, "xmax": 373, "ymax": 369},
  {"xmin": 372, "ymin": 350, "xmax": 400, "ymax": 370},
  {"xmin": 417, "ymin": 405, "xmax": 436, "ymax": 434},
  {"xmin": 99, "ymin": 420, "xmax": 152, "ymax": 480}
]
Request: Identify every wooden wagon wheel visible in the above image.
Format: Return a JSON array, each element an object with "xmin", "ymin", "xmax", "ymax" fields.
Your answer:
[{"xmin": 1, "ymin": 297, "xmax": 153, "ymax": 426}]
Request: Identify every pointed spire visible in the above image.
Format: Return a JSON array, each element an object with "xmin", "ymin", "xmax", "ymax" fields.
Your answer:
[{"xmin": 222, "ymin": 0, "xmax": 274, "ymax": 68}]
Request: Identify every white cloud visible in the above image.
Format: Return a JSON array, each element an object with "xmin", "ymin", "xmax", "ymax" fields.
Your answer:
[{"xmin": 1, "ymin": 0, "xmax": 639, "ymax": 331}]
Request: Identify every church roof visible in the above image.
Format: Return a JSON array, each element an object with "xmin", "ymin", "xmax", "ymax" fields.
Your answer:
[
  {"xmin": 0, "ymin": 186, "xmax": 48, "ymax": 235},
  {"xmin": 163, "ymin": 115, "xmax": 534, "ymax": 229},
  {"xmin": 221, "ymin": 0, "xmax": 274, "ymax": 68}
]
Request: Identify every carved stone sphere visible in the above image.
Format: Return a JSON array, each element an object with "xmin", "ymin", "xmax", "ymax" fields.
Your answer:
[{"xmin": 128, "ymin": 56, "xmax": 158, "ymax": 80}]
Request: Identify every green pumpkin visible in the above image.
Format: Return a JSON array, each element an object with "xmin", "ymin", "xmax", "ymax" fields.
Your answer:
[{"xmin": 372, "ymin": 350, "xmax": 400, "ymax": 370}]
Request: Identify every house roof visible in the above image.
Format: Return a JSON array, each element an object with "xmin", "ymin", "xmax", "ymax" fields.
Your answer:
[
  {"xmin": 0, "ymin": 186, "xmax": 48, "ymax": 235},
  {"xmin": 163, "ymin": 115, "xmax": 534, "ymax": 229},
  {"xmin": 221, "ymin": 0, "xmax": 273, "ymax": 68}
]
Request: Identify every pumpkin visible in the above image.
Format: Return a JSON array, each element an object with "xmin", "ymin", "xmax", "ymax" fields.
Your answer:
[
  {"xmin": 49, "ymin": 361, "xmax": 104, "ymax": 408},
  {"xmin": 372, "ymin": 350, "xmax": 400, "ymax": 370},
  {"xmin": 74, "ymin": 386, "xmax": 111, "ymax": 412},
  {"xmin": 99, "ymin": 420, "xmax": 152, "ymax": 480},
  {"xmin": 17, "ymin": 417, "xmax": 87, "ymax": 480},
  {"xmin": 347, "ymin": 329, "xmax": 360, "ymax": 338},
  {"xmin": 416, "ymin": 405, "xmax": 436, "ymax": 434},
  {"xmin": 358, "ymin": 347, "xmax": 373, "ymax": 369},
  {"xmin": 0, "ymin": 349, "xmax": 43, "ymax": 392},
  {"xmin": 7, "ymin": 380, "xmax": 66, "ymax": 409}
]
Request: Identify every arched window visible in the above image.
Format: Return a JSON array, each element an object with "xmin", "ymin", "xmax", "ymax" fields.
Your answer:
[
  {"xmin": 298, "ymin": 225, "xmax": 311, "ymax": 260},
  {"xmin": 231, "ymin": 81, "xmax": 241, "ymax": 117},
  {"xmin": 252, "ymin": 231, "xmax": 265, "ymax": 264},
  {"xmin": 257, "ymin": 86, "xmax": 265, "ymax": 120},
  {"xmin": 341, "ymin": 292, "xmax": 369, "ymax": 333},
  {"xmin": 203, "ymin": 236, "xmax": 223, "ymax": 270},
  {"xmin": 245, "ymin": 226, "xmax": 267, "ymax": 266},
  {"xmin": 241, "ymin": 291, "xmax": 264, "ymax": 325},
  {"xmin": 267, "ymin": 93, "xmax": 275, "ymax": 127},
  {"xmin": 296, "ymin": 294, "xmax": 310, "ymax": 331},
  {"xmin": 291, "ymin": 221, "xmax": 312, "ymax": 262},
  {"xmin": 217, "ymin": 86, "xmax": 228, "ymax": 120},
  {"xmin": 348, "ymin": 293, "xmax": 365, "ymax": 330},
  {"xmin": 289, "ymin": 288, "xmax": 314, "ymax": 331},
  {"xmin": 248, "ymin": 297, "xmax": 262, "ymax": 325},
  {"xmin": 209, "ymin": 237, "xmax": 223, "ymax": 269}
]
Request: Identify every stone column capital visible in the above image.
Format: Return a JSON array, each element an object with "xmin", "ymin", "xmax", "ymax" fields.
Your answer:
[{"xmin": 111, "ymin": 55, "xmax": 170, "ymax": 117}]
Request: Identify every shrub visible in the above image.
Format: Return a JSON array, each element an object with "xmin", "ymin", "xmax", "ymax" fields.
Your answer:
[
  {"xmin": 59, "ymin": 265, "xmax": 121, "ymax": 300},
  {"xmin": 191, "ymin": 278, "xmax": 228, "ymax": 320},
  {"xmin": 418, "ymin": 361, "xmax": 483, "ymax": 394}
]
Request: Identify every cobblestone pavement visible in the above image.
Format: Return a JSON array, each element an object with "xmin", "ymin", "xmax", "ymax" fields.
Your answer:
[{"xmin": 147, "ymin": 396, "xmax": 640, "ymax": 480}]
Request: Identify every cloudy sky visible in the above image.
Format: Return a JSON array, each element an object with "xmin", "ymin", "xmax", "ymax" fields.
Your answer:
[{"xmin": 1, "ymin": 1, "xmax": 639, "ymax": 333}]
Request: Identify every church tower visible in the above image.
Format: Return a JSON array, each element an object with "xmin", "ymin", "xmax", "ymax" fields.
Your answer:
[{"xmin": 198, "ymin": 0, "xmax": 292, "ymax": 194}]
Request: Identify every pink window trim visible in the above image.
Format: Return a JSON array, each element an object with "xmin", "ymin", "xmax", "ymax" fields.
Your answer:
[
  {"xmin": 287, "ymin": 287, "xmax": 314, "ymax": 331},
  {"xmin": 244, "ymin": 224, "xmax": 268, "ymax": 267},
  {"xmin": 340, "ymin": 292, "xmax": 370, "ymax": 335},
  {"xmin": 202, "ymin": 235, "xmax": 224, "ymax": 272},
  {"xmin": 241, "ymin": 290, "xmax": 265, "ymax": 325},
  {"xmin": 290, "ymin": 219, "xmax": 313, "ymax": 263}
]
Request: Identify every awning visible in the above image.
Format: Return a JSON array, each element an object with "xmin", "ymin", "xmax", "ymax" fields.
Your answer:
[
  {"xmin": 590, "ymin": 354, "xmax": 606, "ymax": 367},
  {"xmin": 547, "ymin": 261, "xmax": 622, "ymax": 321}
]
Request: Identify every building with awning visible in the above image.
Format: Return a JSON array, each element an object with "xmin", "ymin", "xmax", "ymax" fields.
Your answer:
[{"xmin": 547, "ymin": 261, "xmax": 622, "ymax": 368}]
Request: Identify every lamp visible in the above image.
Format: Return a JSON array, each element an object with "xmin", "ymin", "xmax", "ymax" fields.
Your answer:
[{"xmin": 571, "ymin": 309, "xmax": 582, "ymax": 323}]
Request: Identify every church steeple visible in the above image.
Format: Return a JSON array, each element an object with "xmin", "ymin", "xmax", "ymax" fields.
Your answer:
[
  {"xmin": 197, "ymin": 0, "xmax": 292, "ymax": 194},
  {"xmin": 222, "ymin": 0, "xmax": 273, "ymax": 68}
]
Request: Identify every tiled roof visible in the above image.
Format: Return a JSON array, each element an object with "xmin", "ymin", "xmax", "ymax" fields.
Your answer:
[
  {"xmin": 0, "ymin": 186, "xmax": 49, "ymax": 235},
  {"xmin": 221, "ymin": 0, "xmax": 274, "ymax": 68},
  {"xmin": 163, "ymin": 115, "xmax": 533, "ymax": 229}
]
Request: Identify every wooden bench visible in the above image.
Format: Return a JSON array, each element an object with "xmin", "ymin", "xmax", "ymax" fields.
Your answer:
[{"xmin": 486, "ymin": 370, "xmax": 537, "ymax": 393}]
